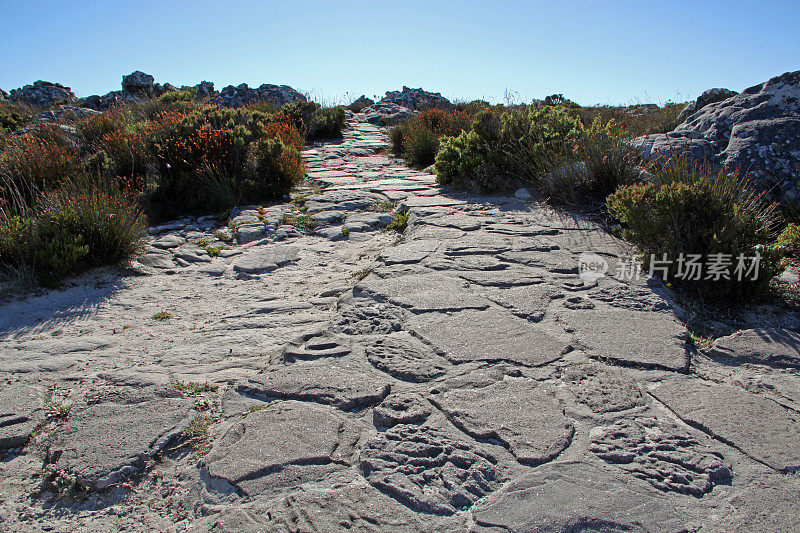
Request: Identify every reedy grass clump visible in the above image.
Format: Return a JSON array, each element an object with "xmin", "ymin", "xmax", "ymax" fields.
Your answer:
[
  {"xmin": 390, "ymin": 108, "xmax": 475, "ymax": 168},
  {"xmin": 607, "ymin": 157, "xmax": 782, "ymax": 301}
]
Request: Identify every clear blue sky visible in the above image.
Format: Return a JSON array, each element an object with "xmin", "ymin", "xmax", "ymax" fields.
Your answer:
[{"xmin": 2, "ymin": 0, "xmax": 799, "ymax": 106}]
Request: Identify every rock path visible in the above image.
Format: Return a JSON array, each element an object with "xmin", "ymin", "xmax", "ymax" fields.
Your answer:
[{"xmin": 1, "ymin": 113, "xmax": 800, "ymax": 531}]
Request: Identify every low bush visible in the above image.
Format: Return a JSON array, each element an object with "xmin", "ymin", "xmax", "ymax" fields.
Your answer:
[
  {"xmin": 0, "ymin": 125, "xmax": 82, "ymax": 211},
  {"xmin": 390, "ymin": 108, "xmax": 474, "ymax": 168},
  {"xmin": 278, "ymin": 101, "xmax": 346, "ymax": 140},
  {"xmin": 775, "ymin": 223, "xmax": 800, "ymax": 258},
  {"xmin": 607, "ymin": 159, "xmax": 781, "ymax": 300},
  {"xmin": 435, "ymin": 105, "xmax": 583, "ymax": 192},
  {"xmin": 0, "ymin": 180, "xmax": 146, "ymax": 283},
  {"xmin": 147, "ymin": 106, "xmax": 304, "ymax": 218}
]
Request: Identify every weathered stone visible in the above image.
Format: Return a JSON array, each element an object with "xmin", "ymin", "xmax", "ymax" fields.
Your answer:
[
  {"xmin": 702, "ymin": 474, "xmax": 800, "ymax": 533},
  {"xmin": 560, "ymin": 308, "xmax": 689, "ymax": 371},
  {"xmin": 650, "ymin": 377, "xmax": 800, "ymax": 472},
  {"xmin": 236, "ymin": 224, "xmax": 267, "ymax": 245},
  {"xmin": 356, "ymin": 273, "xmax": 489, "ymax": 312},
  {"xmin": 380, "ymin": 86, "xmax": 452, "ymax": 111},
  {"xmin": 378, "ymin": 241, "xmax": 439, "ymax": 265},
  {"xmin": 359, "ymin": 423, "xmax": 498, "ymax": 515},
  {"xmin": 362, "ymin": 332, "xmax": 449, "ymax": 382},
  {"xmin": 560, "ymin": 363, "xmax": 645, "ymax": 413},
  {"xmin": 330, "ymin": 300, "xmax": 406, "ymax": 335},
  {"xmin": 361, "ymin": 102, "xmax": 413, "ymax": 126},
  {"xmin": 408, "ymin": 309, "xmax": 570, "ymax": 366},
  {"xmin": 706, "ymin": 328, "xmax": 800, "ymax": 368},
  {"xmin": 591, "ymin": 418, "xmax": 731, "ymax": 495},
  {"xmin": 0, "ymin": 384, "xmax": 44, "ymax": 450},
  {"xmin": 50, "ymin": 396, "xmax": 193, "ymax": 490},
  {"xmin": 202, "ymin": 401, "xmax": 359, "ymax": 496},
  {"xmin": 373, "ymin": 392, "xmax": 431, "ymax": 427},
  {"xmin": 470, "ymin": 461, "xmax": 690, "ymax": 533},
  {"xmin": 235, "ymin": 358, "xmax": 392, "ymax": 410},
  {"xmin": 232, "ymin": 245, "xmax": 299, "ymax": 274},
  {"xmin": 432, "ymin": 379, "xmax": 573, "ymax": 465},
  {"xmin": 633, "ymin": 70, "xmax": 800, "ymax": 202},
  {"xmin": 151, "ymin": 234, "xmax": 184, "ymax": 249},
  {"xmin": 280, "ymin": 334, "xmax": 350, "ymax": 362},
  {"xmin": 9, "ymin": 80, "xmax": 76, "ymax": 107}
]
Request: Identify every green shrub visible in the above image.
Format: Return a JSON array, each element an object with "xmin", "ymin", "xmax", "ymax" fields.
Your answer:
[
  {"xmin": 280, "ymin": 102, "xmax": 346, "ymax": 140},
  {"xmin": 435, "ymin": 105, "xmax": 582, "ymax": 193},
  {"xmin": 775, "ymin": 223, "xmax": 800, "ymax": 257},
  {"xmin": 537, "ymin": 119, "xmax": 640, "ymax": 204},
  {"xmin": 147, "ymin": 106, "xmax": 304, "ymax": 218},
  {"xmin": 0, "ymin": 125, "xmax": 82, "ymax": 211},
  {"xmin": 607, "ymin": 161, "xmax": 781, "ymax": 301},
  {"xmin": 0, "ymin": 180, "xmax": 146, "ymax": 282},
  {"xmin": 390, "ymin": 108, "xmax": 474, "ymax": 168}
]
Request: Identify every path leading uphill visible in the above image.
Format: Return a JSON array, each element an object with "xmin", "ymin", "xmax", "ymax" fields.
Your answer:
[{"xmin": 1, "ymin": 113, "xmax": 800, "ymax": 532}]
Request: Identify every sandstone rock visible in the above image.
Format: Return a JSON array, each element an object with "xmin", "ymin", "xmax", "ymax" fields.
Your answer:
[
  {"xmin": 675, "ymin": 87, "xmax": 739, "ymax": 123},
  {"xmin": 0, "ymin": 383, "xmax": 44, "ymax": 450},
  {"xmin": 356, "ymin": 272, "xmax": 489, "ymax": 313},
  {"xmin": 591, "ymin": 417, "xmax": 731, "ymax": 495},
  {"xmin": 9, "ymin": 80, "xmax": 76, "ymax": 107},
  {"xmin": 651, "ymin": 377, "xmax": 800, "ymax": 472},
  {"xmin": 121, "ymin": 70, "xmax": 155, "ymax": 96},
  {"xmin": 360, "ymin": 423, "xmax": 498, "ymax": 515},
  {"xmin": 633, "ymin": 70, "xmax": 800, "ymax": 202},
  {"xmin": 432, "ymin": 379, "xmax": 574, "ymax": 465},
  {"xmin": 362, "ymin": 332, "xmax": 450, "ymax": 382},
  {"xmin": 560, "ymin": 363, "xmax": 645, "ymax": 413},
  {"xmin": 235, "ymin": 357, "xmax": 392, "ymax": 410},
  {"xmin": 235, "ymin": 223, "xmax": 267, "ymax": 245},
  {"xmin": 408, "ymin": 308, "xmax": 570, "ymax": 366},
  {"xmin": 373, "ymin": 392, "xmax": 431, "ymax": 427},
  {"xmin": 348, "ymin": 94, "xmax": 374, "ymax": 112},
  {"xmin": 202, "ymin": 401, "xmax": 359, "ymax": 497},
  {"xmin": 232, "ymin": 245, "xmax": 299, "ymax": 274},
  {"xmin": 361, "ymin": 102, "xmax": 414, "ymax": 126},
  {"xmin": 380, "ymin": 86, "xmax": 452, "ymax": 111},
  {"xmin": 34, "ymin": 105, "xmax": 100, "ymax": 123},
  {"xmin": 706, "ymin": 327, "xmax": 800, "ymax": 368},
  {"xmin": 50, "ymin": 396, "xmax": 194, "ymax": 490},
  {"xmin": 217, "ymin": 83, "xmax": 306, "ymax": 108},
  {"xmin": 329, "ymin": 301, "xmax": 406, "ymax": 335},
  {"xmin": 560, "ymin": 307, "xmax": 689, "ymax": 371},
  {"xmin": 469, "ymin": 461, "xmax": 690, "ymax": 532}
]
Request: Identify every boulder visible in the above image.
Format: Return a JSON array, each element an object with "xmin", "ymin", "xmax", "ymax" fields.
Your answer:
[
  {"xmin": 217, "ymin": 83, "xmax": 306, "ymax": 108},
  {"xmin": 675, "ymin": 87, "xmax": 739, "ymax": 123},
  {"xmin": 9, "ymin": 80, "xmax": 77, "ymax": 107},
  {"xmin": 633, "ymin": 70, "xmax": 800, "ymax": 202},
  {"xmin": 121, "ymin": 70, "xmax": 155, "ymax": 96},
  {"xmin": 380, "ymin": 86, "xmax": 452, "ymax": 110},
  {"xmin": 348, "ymin": 94, "xmax": 374, "ymax": 112},
  {"xmin": 361, "ymin": 101, "xmax": 414, "ymax": 126}
]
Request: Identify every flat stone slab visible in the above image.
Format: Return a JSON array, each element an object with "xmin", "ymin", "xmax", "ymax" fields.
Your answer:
[
  {"xmin": 362, "ymin": 332, "xmax": 450, "ymax": 382},
  {"xmin": 51, "ymin": 396, "xmax": 194, "ymax": 490},
  {"xmin": 408, "ymin": 308, "xmax": 570, "ymax": 366},
  {"xmin": 0, "ymin": 383, "xmax": 44, "ymax": 450},
  {"xmin": 650, "ymin": 377, "xmax": 800, "ymax": 472},
  {"xmin": 203, "ymin": 401, "xmax": 359, "ymax": 497},
  {"xmin": 360, "ymin": 423, "xmax": 499, "ymax": 515},
  {"xmin": 235, "ymin": 357, "xmax": 392, "ymax": 410},
  {"xmin": 560, "ymin": 308, "xmax": 689, "ymax": 371},
  {"xmin": 484, "ymin": 285, "xmax": 562, "ymax": 322},
  {"xmin": 378, "ymin": 241, "xmax": 439, "ymax": 265},
  {"xmin": 356, "ymin": 273, "xmax": 490, "ymax": 313},
  {"xmin": 469, "ymin": 461, "xmax": 691, "ymax": 533},
  {"xmin": 706, "ymin": 328, "xmax": 800, "ymax": 368},
  {"xmin": 431, "ymin": 379, "xmax": 574, "ymax": 465},
  {"xmin": 560, "ymin": 363, "xmax": 645, "ymax": 413},
  {"xmin": 232, "ymin": 245, "xmax": 299, "ymax": 274}
]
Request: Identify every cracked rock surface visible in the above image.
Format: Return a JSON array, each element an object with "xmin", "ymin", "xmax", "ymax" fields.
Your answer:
[{"xmin": 1, "ymin": 112, "xmax": 799, "ymax": 531}]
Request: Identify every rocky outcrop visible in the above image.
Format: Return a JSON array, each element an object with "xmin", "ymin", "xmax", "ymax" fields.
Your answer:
[
  {"xmin": 8, "ymin": 81, "xmax": 77, "ymax": 107},
  {"xmin": 81, "ymin": 70, "xmax": 177, "ymax": 110},
  {"xmin": 348, "ymin": 94, "xmax": 374, "ymax": 112},
  {"xmin": 360, "ymin": 101, "xmax": 413, "ymax": 125},
  {"xmin": 675, "ymin": 87, "xmax": 739, "ymax": 123},
  {"xmin": 216, "ymin": 83, "xmax": 306, "ymax": 107},
  {"xmin": 380, "ymin": 86, "xmax": 452, "ymax": 110},
  {"xmin": 634, "ymin": 71, "xmax": 800, "ymax": 202}
]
